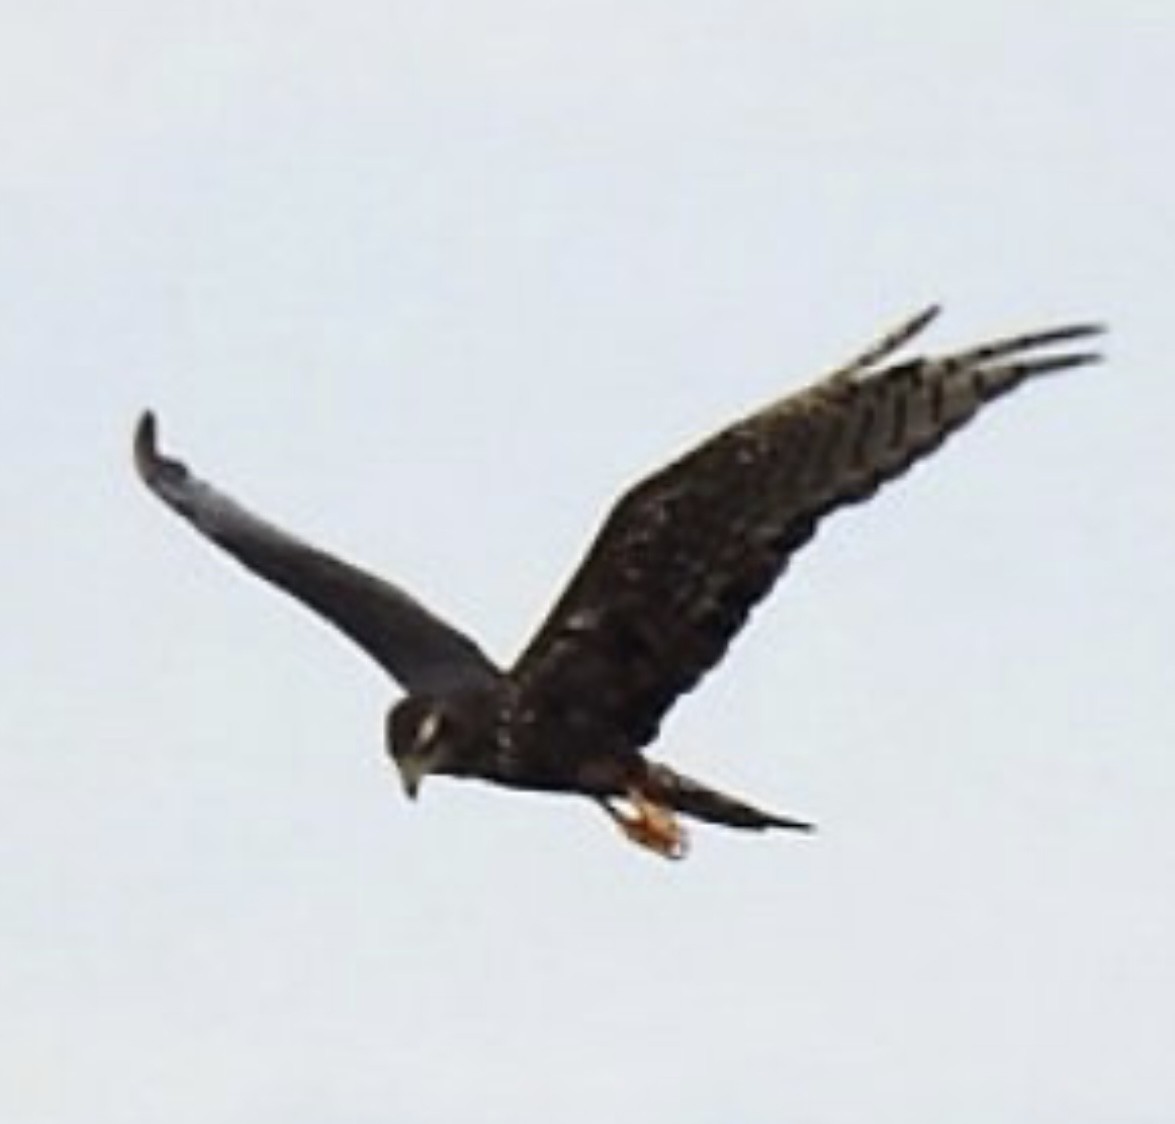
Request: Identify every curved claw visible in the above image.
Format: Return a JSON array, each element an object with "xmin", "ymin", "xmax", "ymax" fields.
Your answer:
[{"xmin": 599, "ymin": 792, "xmax": 689, "ymax": 860}]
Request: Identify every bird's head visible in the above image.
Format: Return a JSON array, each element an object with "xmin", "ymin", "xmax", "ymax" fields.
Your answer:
[{"xmin": 386, "ymin": 695, "xmax": 469, "ymax": 799}]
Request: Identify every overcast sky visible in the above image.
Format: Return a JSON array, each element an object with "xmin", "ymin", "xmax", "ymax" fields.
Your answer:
[{"xmin": 3, "ymin": 3, "xmax": 1172, "ymax": 1122}]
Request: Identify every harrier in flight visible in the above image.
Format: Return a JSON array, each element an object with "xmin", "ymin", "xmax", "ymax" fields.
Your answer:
[{"xmin": 135, "ymin": 306, "xmax": 1100, "ymax": 858}]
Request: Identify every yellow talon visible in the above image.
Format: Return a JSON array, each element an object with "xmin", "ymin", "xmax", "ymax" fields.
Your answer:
[{"xmin": 602, "ymin": 790, "xmax": 689, "ymax": 860}]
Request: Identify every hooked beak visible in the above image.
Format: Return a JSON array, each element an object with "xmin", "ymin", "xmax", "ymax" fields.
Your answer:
[{"xmin": 396, "ymin": 755, "xmax": 428, "ymax": 800}]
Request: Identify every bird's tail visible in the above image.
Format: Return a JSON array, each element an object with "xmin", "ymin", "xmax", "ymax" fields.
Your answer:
[{"xmin": 643, "ymin": 762, "xmax": 814, "ymax": 832}]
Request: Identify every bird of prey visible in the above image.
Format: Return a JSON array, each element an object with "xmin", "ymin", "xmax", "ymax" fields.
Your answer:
[{"xmin": 134, "ymin": 306, "xmax": 1100, "ymax": 859}]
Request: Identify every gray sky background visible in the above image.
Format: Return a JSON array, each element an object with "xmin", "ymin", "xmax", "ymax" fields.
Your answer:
[{"xmin": 3, "ymin": 3, "xmax": 1172, "ymax": 1122}]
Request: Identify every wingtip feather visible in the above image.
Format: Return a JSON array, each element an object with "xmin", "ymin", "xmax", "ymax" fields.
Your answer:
[
  {"xmin": 913, "ymin": 302, "xmax": 943, "ymax": 331},
  {"xmin": 133, "ymin": 410, "xmax": 159, "ymax": 481}
]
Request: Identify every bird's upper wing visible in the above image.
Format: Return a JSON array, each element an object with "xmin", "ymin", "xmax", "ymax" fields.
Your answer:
[
  {"xmin": 511, "ymin": 307, "xmax": 1102, "ymax": 750},
  {"xmin": 134, "ymin": 413, "xmax": 501, "ymax": 694}
]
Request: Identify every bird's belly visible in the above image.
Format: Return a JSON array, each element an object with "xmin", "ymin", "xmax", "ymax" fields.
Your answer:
[{"xmin": 483, "ymin": 732, "xmax": 640, "ymax": 797}]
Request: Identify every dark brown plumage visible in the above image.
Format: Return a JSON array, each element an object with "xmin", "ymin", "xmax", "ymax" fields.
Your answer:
[{"xmin": 135, "ymin": 306, "xmax": 1101, "ymax": 858}]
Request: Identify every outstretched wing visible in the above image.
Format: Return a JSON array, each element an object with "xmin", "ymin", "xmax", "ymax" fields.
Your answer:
[
  {"xmin": 134, "ymin": 413, "xmax": 500, "ymax": 694},
  {"xmin": 512, "ymin": 307, "xmax": 1102, "ymax": 750}
]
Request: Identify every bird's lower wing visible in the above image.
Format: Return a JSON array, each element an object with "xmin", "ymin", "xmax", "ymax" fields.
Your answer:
[
  {"xmin": 511, "ymin": 307, "xmax": 1102, "ymax": 750},
  {"xmin": 134, "ymin": 413, "xmax": 500, "ymax": 694}
]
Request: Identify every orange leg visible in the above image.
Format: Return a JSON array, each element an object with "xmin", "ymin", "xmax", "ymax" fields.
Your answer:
[{"xmin": 599, "ymin": 789, "xmax": 689, "ymax": 860}]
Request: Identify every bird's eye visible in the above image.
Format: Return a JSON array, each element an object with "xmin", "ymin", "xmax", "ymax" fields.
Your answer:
[{"xmin": 416, "ymin": 710, "xmax": 443, "ymax": 747}]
